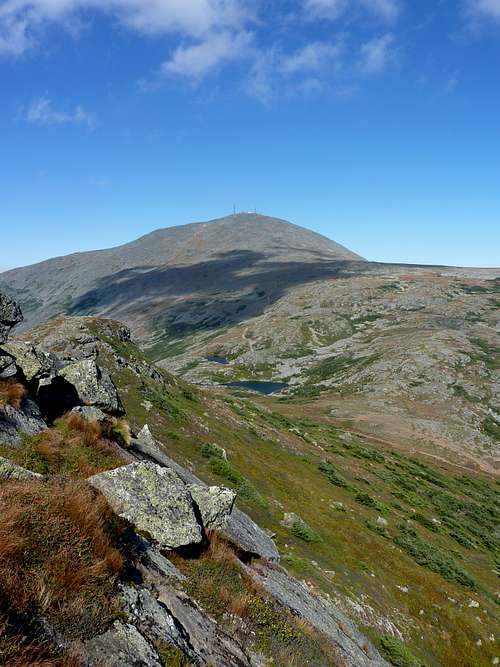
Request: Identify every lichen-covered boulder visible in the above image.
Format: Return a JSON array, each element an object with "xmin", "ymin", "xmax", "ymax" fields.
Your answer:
[
  {"xmin": 0, "ymin": 293, "xmax": 22, "ymax": 344},
  {"xmin": 1, "ymin": 341, "xmax": 56, "ymax": 382},
  {"xmin": 59, "ymin": 358, "xmax": 124, "ymax": 414},
  {"xmin": 189, "ymin": 484, "xmax": 236, "ymax": 530},
  {"xmin": 83, "ymin": 621, "xmax": 162, "ymax": 667},
  {"xmin": 0, "ymin": 456, "xmax": 42, "ymax": 481},
  {"xmin": 88, "ymin": 462, "xmax": 203, "ymax": 549}
]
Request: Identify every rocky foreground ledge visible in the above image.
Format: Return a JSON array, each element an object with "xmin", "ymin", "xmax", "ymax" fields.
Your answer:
[{"xmin": 0, "ymin": 291, "xmax": 388, "ymax": 667}]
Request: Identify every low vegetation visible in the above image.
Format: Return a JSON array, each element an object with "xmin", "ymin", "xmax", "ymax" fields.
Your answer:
[
  {"xmin": 0, "ymin": 412, "xmax": 125, "ymax": 477},
  {"xmin": 0, "ymin": 477, "xmax": 125, "ymax": 643},
  {"xmin": 171, "ymin": 532, "xmax": 338, "ymax": 667}
]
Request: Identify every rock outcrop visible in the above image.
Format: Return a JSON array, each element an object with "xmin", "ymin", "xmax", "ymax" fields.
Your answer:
[
  {"xmin": 0, "ymin": 293, "xmax": 22, "ymax": 344},
  {"xmin": 89, "ymin": 462, "xmax": 204, "ymax": 549},
  {"xmin": 248, "ymin": 563, "xmax": 389, "ymax": 667},
  {"xmin": 59, "ymin": 359, "xmax": 124, "ymax": 414}
]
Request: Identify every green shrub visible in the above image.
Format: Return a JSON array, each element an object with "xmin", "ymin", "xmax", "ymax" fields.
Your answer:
[
  {"xmin": 394, "ymin": 526, "xmax": 476, "ymax": 589},
  {"xmin": 378, "ymin": 634, "xmax": 428, "ymax": 667},
  {"xmin": 318, "ymin": 460, "xmax": 348, "ymax": 488},
  {"xmin": 290, "ymin": 520, "xmax": 322, "ymax": 543},
  {"xmin": 354, "ymin": 491, "xmax": 386, "ymax": 513}
]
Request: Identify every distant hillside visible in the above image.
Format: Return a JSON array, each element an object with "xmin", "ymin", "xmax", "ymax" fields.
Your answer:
[{"xmin": 0, "ymin": 213, "xmax": 364, "ymax": 334}]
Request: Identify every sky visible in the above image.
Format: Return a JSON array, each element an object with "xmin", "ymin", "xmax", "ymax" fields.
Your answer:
[{"xmin": 0, "ymin": 0, "xmax": 499, "ymax": 270}]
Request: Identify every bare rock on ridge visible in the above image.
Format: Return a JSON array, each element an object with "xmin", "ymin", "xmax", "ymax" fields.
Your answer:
[
  {"xmin": 0, "ymin": 292, "xmax": 22, "ymax": 344},
  {"xmin": 59, "ymin": 358, "xmax": 124, "ymax": 414}
]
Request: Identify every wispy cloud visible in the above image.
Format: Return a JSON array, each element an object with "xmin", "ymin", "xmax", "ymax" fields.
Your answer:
[
  {"xmin": 303, "ymin": 0, "xmax": 401, "ymax": 22},
  {"xmin": 244, "ymin": 39, "xmax": 344, "ymax": 105},
  {"xmin": 463, "ymin": 0, "xmax": 500, "ymax": 23},
  {"xmin": 359, "ymin": 34, "xmax": 396, "ymax": 73},
  {"xmin": 26, "ymin": 96, "xmax": 96, "ymax": 128},
  {"xmin": 0, "ymin": 0, "xmax": 251, "ymax": 56},
  {"xmin": 162, "ymin": 30, "xmax": 253, "ymax": 78}
]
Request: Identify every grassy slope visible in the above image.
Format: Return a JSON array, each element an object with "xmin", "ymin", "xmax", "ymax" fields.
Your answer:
[{"xmin": 79, "ymin": 322, "xmax": 499, "ymax": 667}]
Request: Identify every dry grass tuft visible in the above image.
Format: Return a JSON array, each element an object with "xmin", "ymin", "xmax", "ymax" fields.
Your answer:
[
  {"xmin": 0, "ymin": 379, "xmax": 26, "ymax": 410},
  {"xmin": 0, "ymin": 477, "xmax": 125, "ymax": 641},
  {"xmin": 0, "ymin": 615, "xmax": 81, "ymax": 667},
  {"xmin": 205, "ymin": 529, "xmax": 238, "ymax": 565}
]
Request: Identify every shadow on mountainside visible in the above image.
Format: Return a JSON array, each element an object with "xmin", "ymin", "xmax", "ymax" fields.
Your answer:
[{"xmin": 69, "ymin": 250, "xmax": 366, "ymax": 338}]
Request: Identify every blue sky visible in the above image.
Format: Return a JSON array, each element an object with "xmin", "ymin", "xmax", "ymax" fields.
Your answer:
[{"xmin": 1, "ymin": 0, "xmax": 499, "ymax": 269}]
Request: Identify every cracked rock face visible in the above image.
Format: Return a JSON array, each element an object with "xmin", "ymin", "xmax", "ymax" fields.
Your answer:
[
  {"xmin": 88, "ymin": 462, "xmax": 204, "ymax": 549},
  {"xmin": 59, "ymin": 358, "xmax": 124, "ymax": 414},
  {"xmin": 0, "ymin": 293, "xmax": 23, "ymax": 344}
]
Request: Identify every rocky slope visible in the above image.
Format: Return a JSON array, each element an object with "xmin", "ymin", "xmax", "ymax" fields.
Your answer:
[
  {"xmin": 0, "ymin": 292, "xmax": 388, "ymax": 667},
  {"xmin": 1, "ymin": 292, "xmax": 499, "ymax": 667}
]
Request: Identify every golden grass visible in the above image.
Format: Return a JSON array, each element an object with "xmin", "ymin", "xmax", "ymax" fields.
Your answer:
[
  {"xmin": 0, "ymin": 379, "xmax": 26, "ymax": 410},
  {"xmin": 0, "ymin": 477, "xmax": 125, "ymax": 641}
]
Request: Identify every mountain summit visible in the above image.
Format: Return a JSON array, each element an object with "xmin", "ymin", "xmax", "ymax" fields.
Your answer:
[{"xmin": 0, "ymin": 214, "xmax": 364, "ymax": 332}]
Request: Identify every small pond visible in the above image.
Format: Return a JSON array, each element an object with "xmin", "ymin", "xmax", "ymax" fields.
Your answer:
[
  {"xmin": 207, "ymin": 355, "xmax": 229, "ymax": 365},
  {"xmin": 225, "ymin": 381, "xmax": 289, "ymax": 395}
]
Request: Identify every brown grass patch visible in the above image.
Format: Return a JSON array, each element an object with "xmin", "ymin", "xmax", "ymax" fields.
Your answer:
[
  {"xmin": 0, "ymin": 477, "xmax": 125, "ymax": 641},
  {"xmin": 0, "ymin": 379, "xmax": 26, "ymax": 410},
  {"xmin": 0, "ymin": 412, "xmax": 126, "ymax": 478}
]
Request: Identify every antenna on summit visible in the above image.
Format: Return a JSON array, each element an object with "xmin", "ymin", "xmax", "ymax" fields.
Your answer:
[{"xmin": 233, "ymin": 204, "xmax": 236, "ymax": 215}]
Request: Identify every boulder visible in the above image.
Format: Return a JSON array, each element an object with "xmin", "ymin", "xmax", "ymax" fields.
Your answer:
[
  {"xmin": 59, "ymin": 359, "xmax": 124, "ymax": 414},
  {"xmin": 0, "ymin": 398, "xmax": 46, "ymax": 445},
  {"xmin": 0, "ymin": 456, "xmax": 42, "ymax": 481},
  {"xmin": 189, "ymin": 484, "xmax": 236, "ymax": 530},
  {"xmin": 1, "ymin": 341, "xmax": 56, "ymax": 382},
  {"xmin": 0, "ymin": 293, "xmax": 22, "ymax": 344},
  {"xmin": 226, "ymin": 508, "xmax": 280, "ymax": 562},
  {"xmin": 88, "ymin": 462, "xmax": 203, "ymax": 549},
  {"xmin": 83, "ymin": 621, "xmax": 162, "ymax": 667}
]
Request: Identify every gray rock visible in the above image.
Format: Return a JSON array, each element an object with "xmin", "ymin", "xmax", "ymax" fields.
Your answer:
[
  {"xmin": 59, "ymin": 359, "xmax": 124, "ymax": 414},
  {"xmin": 1, "ymin": 341, "xmax": 56, "ymax": 382},
  {"xmin": 83, "ymin": 621, "xmax": 162, "ymax": 667},
  {"xmin": 70, "ymin": 405, "xmax": 108, "ymax": 422},
  {"xmin": 0, "ymin": 351, "xmax": 16, "ymax": 378},
  {"xmin": 0, "ymin": 398, "xmax": 46, "ymax": 445},
  {"xmin": 88, "ymin": 462, "xmax": 203, "ymax": 549},
  {"xmin": 0, "ymin": 293, "xmax": 22, "ymax": 344},
  {"xmin": 0, "ymin": 456, "xmax": 42, "ymax": 481},
  {"xmin": 280, "ymin": 512, "xmax": 302, "ymax": 528},
  {"xmin": 156, "ymin": 586, "xmax": 252, "ymax": 666},
  {"xmin": 225, "ymin": 508, "xmax": 280, "ymax": 562},
  {"xmin": 120, "ymin": 585, "xmax": 194, "ymax": 658},
  {"xmin": 248, "ymin": 564, "xmax": 388, "ymax": 667},
  {"xmin": 188, "ymin": 484, "xmax": 236, "ymax": 530}
]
